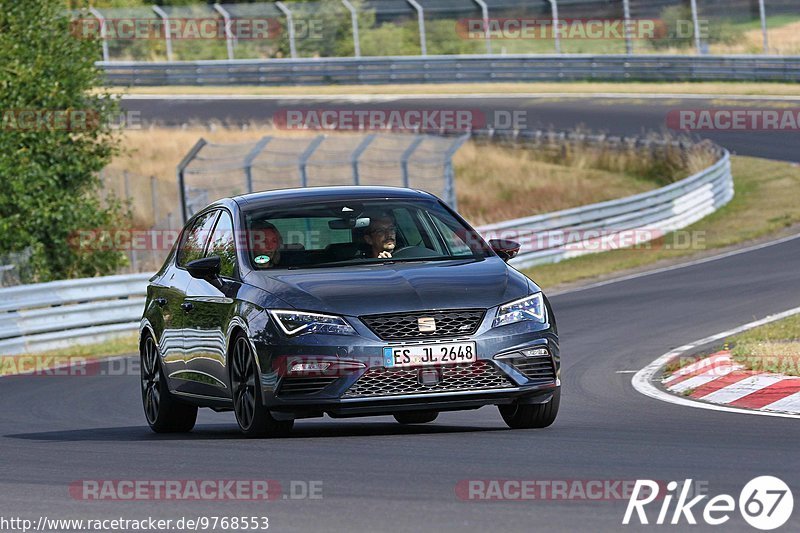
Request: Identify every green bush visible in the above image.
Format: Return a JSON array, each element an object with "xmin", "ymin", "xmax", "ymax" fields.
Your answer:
[{"xmin": 0, "ymin": 0, "xmax": 128, "ymax": 282}]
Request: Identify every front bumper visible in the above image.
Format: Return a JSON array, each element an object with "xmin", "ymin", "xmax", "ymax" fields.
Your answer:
[{"xmin": 251, "ymin": 308, "xmax": 560, "ymax": 419}]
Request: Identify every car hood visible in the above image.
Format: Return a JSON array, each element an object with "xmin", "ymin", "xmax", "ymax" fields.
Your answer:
[{"xmin": 244, "ymin": 257, "xmax": 531, "ymax": 316}]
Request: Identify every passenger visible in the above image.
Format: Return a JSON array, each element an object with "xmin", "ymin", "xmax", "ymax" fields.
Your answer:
[
  {"xmin": 250, "ymin": 221, "xmax": 282, "ymax": 268},
  {"xmin": 364, "ymin": 213, "xmax": 397, "ymax": 259}
]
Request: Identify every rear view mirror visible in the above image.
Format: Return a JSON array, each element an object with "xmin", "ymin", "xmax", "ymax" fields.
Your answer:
[
  {"xmin": 328, "ymin": 217, "xmax": 371, "ymax": 230},
  {"xmin": 489, "ymin": 239, "xmax": 521, "ymax": 262},
  {"xmin": 186, "ymin": 256, "xmax": 221, "ymax": 281}
]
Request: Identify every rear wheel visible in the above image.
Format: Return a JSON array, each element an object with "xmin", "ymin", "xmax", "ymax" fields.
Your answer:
[
  {"xmin": 393, "ymin": 410, "xmax": 439, "ymax": 424},
  {"xmin": 230, "ymin": 334, "xmax": 294, "ymax": 438},
  {"xmin": 498, "ymin": 389, "xmax": 560, "ymax": 429},
  {"xmin": 140, "ymin": 334, "xmax": 197, "ymax": 433}
]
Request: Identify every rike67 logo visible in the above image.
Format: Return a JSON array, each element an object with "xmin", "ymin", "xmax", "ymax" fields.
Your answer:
[{"xmin": 623, "ymin": 477, "xmax": 793, "ymax": 530}]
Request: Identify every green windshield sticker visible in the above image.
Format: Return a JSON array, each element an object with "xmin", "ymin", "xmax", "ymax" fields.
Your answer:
[{"xmin": 254, "ymin": 255, "xmax": 271, "ymax": 265}]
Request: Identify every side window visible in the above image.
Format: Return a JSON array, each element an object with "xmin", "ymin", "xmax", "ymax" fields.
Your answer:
[
  {"xmin": 393, "ymin": 208, "xmax": 424, "ymax": 249},
  {"xmin": 206, "ymin": 211, "xmax": 237, "ymax": 278},
  {"xmin": 177, "ymin": 210, "xmax": 219, "ymax": 267},
  {"xmin": 431, "ymin": 214, "xmax": 472, "ymax": 255}
]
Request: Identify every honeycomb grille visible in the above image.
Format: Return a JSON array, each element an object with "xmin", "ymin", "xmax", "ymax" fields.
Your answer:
[
  {"xmin": 360, "ymin": 309, "xmax": 485, "ymax": 340},
  {"xmin": 343, "ymin": 360, "xmax": 514, "ymax": 398},
  {"xmin": 508, "ymin": 355, "xmax": 557, "ymax": 383}
]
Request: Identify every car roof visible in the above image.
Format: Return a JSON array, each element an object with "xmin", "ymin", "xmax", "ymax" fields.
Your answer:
[{"xmin": 232, "ymin": 186, "xmax": 435, "ymax": 209}]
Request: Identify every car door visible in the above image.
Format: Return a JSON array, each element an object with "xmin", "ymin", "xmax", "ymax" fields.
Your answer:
[
  {"xmin": 169, "ymin": 209, "xmax": 220, "ymax": 395},
  {"xmin": 182, "ymin": 209, "xmax": 240, "ymax": 399}
]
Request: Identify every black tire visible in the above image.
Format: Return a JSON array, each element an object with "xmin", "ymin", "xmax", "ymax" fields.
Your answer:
[
  {"xmin": 393, "ymin": 410, "xmax": 439, "ymax": 424},
  {"xmin": 230, "ymin": 333, "xmax": 294, "ymax": 438},
  {"xmin": 140, "ymin": 334, "xmax": 198, "ymax": 433},
  {"xmin": 498, "ymin": 388, "xmax": 560, "ymax": 429}
]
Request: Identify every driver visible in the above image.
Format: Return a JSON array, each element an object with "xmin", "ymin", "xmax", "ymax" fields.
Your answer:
[
  {"xmin": 249, "ymin": 221, "xmax": 282, "ymax": 268},
  {"xmin": 364, "ymin": 212, "xmax": 397, "ymax": 259}
]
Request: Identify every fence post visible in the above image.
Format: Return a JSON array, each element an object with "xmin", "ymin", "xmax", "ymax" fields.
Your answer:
[
  {"xmin": 176, "ymin": 138, "xmax": 207, "ymax": 223},
  {"xmin": 88, "ymin": 7, "xmax": 109, "ymax": 62},
  {"xmin": 152, "ymin": 6, "xmax": 174, "ymax": 61},
  {"xmin": 275, "ymin": 2, "xmax": 298, "ymax": 59},
  {"xmin": 213, "ymin": 3, "xmax": 236, "ymax": 60},
  {"xmin": 622, "ymin": 0, "xmax": 632, "ymax": 55},
  {"xmin": 689, "ymin": 0, "xmax": 702, "ymax": 54},
  {"xmin": 350, "ymin": 134, "xmax": 376, "ymax": 185},
  {"xmin": 472, "ymin": 0, "xmax": 492, "ymax": 55},
  {"xmin": 298, "ymin": 135, "xmax": 326, "ymax": 188},
  {"xmin": 443, "ymin": 134, "xmax": 469, "ymax": 209},
  {"xmin": 758, "ymin": 0, "xmax": 769, "ymax": 54},
  {"xmin": 243, "ymin": 136, "xmax": 273, "ymax": 193},
  {"xmin": 546, "ymin": 0, "xmax": 561, "ymax": 54},
  {"xmin": 341, "ymin": 0, "xmax": 361, "ymax": 57},
  {"xmin": 406, "ymin": 0, "xmax": 427, "ymax": 56},
  {"xmin": 400, "ymin": 136, "xmax": 425, "ymax": 188}
]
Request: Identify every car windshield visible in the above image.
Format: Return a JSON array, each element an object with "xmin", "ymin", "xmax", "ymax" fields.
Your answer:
[{"xmin": 243, "ymin": 198, "xmax": 491, "ymax": 270}]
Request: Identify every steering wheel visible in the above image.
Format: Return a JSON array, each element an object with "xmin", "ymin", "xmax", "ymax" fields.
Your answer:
[{"xmin": 390, "ymin": 246, "xmax": 438, "ymax": 259}]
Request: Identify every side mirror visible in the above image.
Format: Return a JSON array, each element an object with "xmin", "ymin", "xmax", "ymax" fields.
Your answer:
[
  {"xmin": 489, "ymin": 239, "xmax": 521, "ymax": 262},
  {"xmin": 186, "ymin": 256, "xmax": 222, "ymax": 282}
]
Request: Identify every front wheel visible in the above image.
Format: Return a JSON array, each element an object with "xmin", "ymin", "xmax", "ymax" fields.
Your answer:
[
  {"xmin": 140, "ymin": 334, "xmax": 197, "ymax": 433},
  {"xmin": 393, "ymin": 410, "xmax": 438, "ymax": 424},
  {"xmin": 498, "ymin": 389, "xmax": 560, "ymax": 429},
  {"xmin": 230, "ymin": 334, "xmax": 294, "ymax": 438}
]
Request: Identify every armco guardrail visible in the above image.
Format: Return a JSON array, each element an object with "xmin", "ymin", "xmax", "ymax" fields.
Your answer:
[
  {"xmin": 1, "ymin": 138, "xmax": 732, "ymax": 356},
  {"xmin": 99, "ymin": 54, "xmax": 800, "ymax": 86},
  {"xmin": 0, "ymin": 273, "xmax": 151, "ymax": 356}
]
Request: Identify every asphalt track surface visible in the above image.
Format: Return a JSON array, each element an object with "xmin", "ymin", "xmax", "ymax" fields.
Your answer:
[
  {"xmin": 121, "ymin": 95, "xmax": 800, "ymax": 162},
  {"xmin": 1, "ymin": 96, "xmax": 799, "ymax": 532}
]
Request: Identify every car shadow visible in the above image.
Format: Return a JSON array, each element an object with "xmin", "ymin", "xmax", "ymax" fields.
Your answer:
[{"xmin": 4, "ymin": 421, "xmax": 507, "ymax": 442}]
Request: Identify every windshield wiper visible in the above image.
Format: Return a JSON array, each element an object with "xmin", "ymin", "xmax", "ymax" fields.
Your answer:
[{"xmin": 287, "ymin": 255, "xmax": 477, "ymax": 270}]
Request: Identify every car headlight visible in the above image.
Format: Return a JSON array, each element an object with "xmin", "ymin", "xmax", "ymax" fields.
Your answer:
[
  {"xmin": 270, "ymin": 310, "xmax": 357, "ymax": 337},
  {"xmin": 493, "ymin": 293, "xmax": 546, "ymax": 328}
]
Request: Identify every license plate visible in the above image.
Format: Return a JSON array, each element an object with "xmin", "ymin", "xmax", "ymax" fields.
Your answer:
[{"xmin": 383, "ymin": 342, "xmax": 477, "ymax": 368}]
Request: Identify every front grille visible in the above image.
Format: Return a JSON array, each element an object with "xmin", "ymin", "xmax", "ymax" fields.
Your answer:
[
  {"xmin": 360, "ymin": 309, "xmax": 485, "ymax": 340},
  {"xmin": 277, "ymin": 376, "xmax": 339, "ymax": 397},
  {"xmin": 508, "ymin": 355, "xmax": 557, "ymax": 383},
  {"xmin": 343, "ymin": 360, "xmax": 513, "ymax": 398}
]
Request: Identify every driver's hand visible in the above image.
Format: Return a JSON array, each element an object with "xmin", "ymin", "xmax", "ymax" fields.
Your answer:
[{"xmin": 378, "ymin": 251, "xmax": 392, "ymax": 259}]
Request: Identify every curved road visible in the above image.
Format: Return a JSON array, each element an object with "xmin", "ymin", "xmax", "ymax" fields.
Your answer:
[{"xmin": 2, "ymin": 96, "xmax": 799, "ymax": 532}]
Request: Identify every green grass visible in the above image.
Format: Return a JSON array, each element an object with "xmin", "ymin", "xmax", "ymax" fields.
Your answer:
[
  {"xmin": 728, "ymin": 314, "xmax": 800, "ymax": 376},
  {"xmin": 525, "ymin": 156, "xmax": 800, "ymax": 289}
]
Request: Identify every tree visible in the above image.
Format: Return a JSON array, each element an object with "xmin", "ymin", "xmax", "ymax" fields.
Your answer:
[{"xmin": 0, "ymin": 0, "xmax": 128, "ymax": 282}]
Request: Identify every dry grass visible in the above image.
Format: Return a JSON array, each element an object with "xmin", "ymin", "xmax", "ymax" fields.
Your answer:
[
  {"xmin": 712, "ymin": 20, "xmax": 800, "ymax": 55},
  {"xmin": 109, "ymin": 125, "xmax": 703, "ymax": 227},
  {"xmin": 728, "ymin": 314, "xmax": 800, "ymax": 377}
]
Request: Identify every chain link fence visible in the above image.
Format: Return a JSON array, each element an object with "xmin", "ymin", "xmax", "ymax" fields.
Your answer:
[
  {"xmin": 79, "ymin": 0, "xmax": 800, "ymax": 61},
  {"xmin": 178, "ymin": 133, "xmax": 468, "ymax": 222}
]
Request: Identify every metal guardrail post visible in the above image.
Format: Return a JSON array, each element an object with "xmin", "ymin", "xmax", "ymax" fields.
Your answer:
[
  {"xmin": 546, "ymin": 0, "xmax": 561, "ymax": 54},
  {"xmin": 349, "ymin": 134, "xmax": 376, "ymax": 185},
  {"xmin": 88, "ymin": 7, "xmax": 109, "ymax": 62},
  {"xmin": 472, "ymin": 0, "xmax": 492, "ymax": 55},
  {"xmin": 213, "ymin": 4, "xmax": 236, "ymax": 60},
  {"xmin": 759, "ymin": 0, "xmax": 769, "ymax": 54},
  {"xmin": 406, "ymin": 0, "xmax": 427, "ymax": 56},
  {"xmin": 275, "ymin": 2, "xmax": 298, "ymax": 59},
  {"xmin": 622, "ymin": 0, "xmax": 633, "ymax": 55},
  {"xmin": 242, "ymin": 136, "xmax": 272, "ymax": 193},
  {"xmin": 341, "ymin": 0, "xmax": 361, "ymax": 57},
  {"xmin": 689, "ymin": 0, "xmax": 702, "ymax": 54},
  {"xmin": 177, "ymin": 138, "xmax": 207, "ymax": 223},
  {"xmin": 298, "ymin": 135, "xmax": 325, "ymax": 188},
  {"xmin": 400, "ymin": 136, "xmax": 425, "ymax": 188},
  {"xmin": 152, "ymin": 6, "xmax": 174, "ymax": 62}
]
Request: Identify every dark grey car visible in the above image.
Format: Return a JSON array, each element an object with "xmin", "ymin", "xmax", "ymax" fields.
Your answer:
[{"xmin": 139, "ymin": 186, "xmax": 560, "ymax": 437}]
